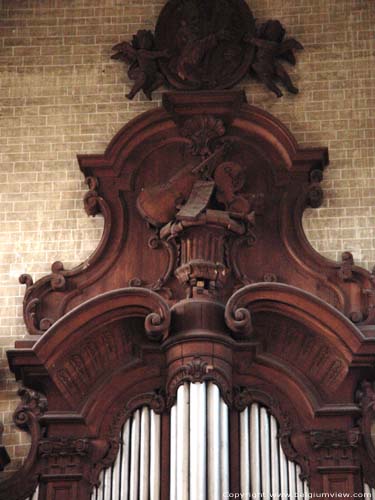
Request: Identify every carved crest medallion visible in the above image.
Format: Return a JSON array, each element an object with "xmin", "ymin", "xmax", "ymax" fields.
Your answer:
[{"xmin": 155, "ymin": 0, "xmax": 255, "ymax": 90}]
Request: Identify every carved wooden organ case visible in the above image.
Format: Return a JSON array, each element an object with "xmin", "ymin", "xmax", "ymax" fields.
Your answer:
[
  {"xmin": 2, "ymin": 4, "xmax": 375, "ymax": 496},
  {"xmin": 1, "ymin": 89, "xmax": 375, "ymax": 499}
]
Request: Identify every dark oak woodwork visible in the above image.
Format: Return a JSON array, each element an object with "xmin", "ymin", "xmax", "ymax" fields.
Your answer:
[
  {"xmin": 111, "ymin": 0, "xmax": 303, "ymax": 100},
  {"xmin": 2, "ymin": 89, "xmax": 375, "ymax": 499}
]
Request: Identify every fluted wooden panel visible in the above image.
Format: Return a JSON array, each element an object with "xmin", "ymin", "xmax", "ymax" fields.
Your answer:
[{"xmin": 91, "ymin": 407, "xmax": 161, "ymax": 500}]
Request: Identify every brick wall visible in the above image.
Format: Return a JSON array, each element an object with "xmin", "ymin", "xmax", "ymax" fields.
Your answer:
[{"xmin": 0, "ymin": 0, "xmax": 374, "ymax": 474}]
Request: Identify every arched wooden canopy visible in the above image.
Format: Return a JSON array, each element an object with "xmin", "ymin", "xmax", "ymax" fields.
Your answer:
[{"xmin": 2, "ymin": 91, "xmax": 375, "ymax": 499}]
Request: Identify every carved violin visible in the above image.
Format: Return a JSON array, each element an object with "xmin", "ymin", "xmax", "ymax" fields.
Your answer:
[{"xmin": 137, "ymin": 143, "xmax": 230, "ymax": 226}]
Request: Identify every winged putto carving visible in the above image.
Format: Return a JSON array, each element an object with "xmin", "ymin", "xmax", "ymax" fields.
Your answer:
[
  {"xmin": 111, "ymin": 0, "xmax": 303, "ymax": 99},
  {"xmin": 111, "ymin": 30, "xmax": 169, "ymax": 100}
]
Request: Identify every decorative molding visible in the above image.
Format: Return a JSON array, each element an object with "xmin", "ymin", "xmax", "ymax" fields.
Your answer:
[
  {"xmin": 308, "ymin": 428, "xmax": 361, "ymax": 469},
  {"xmin": 54, "ymin": 329, "xmax": 141, "ymax": 400},
  {"xmin": 38, "ymin": 438, "xmax": 91, "ymax": 458},
  {"xmin": 310, "ymin": 429, "xmax": 361, "ymax": 450},
  {"xmin": 253, "ymin": 313, "xmax": 348, "ymax": 395}
]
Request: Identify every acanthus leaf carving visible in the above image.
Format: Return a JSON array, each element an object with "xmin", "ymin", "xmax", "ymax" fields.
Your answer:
[
  {"xmin": 167, "ymin": 357, "xmax": 232, "ymax": 407},
  {"xmin": 179, "ymin": 115, "xmax": 226, "ymax": 157},
  {"xmin": 83, "ymin": 176, "xmax": 102, "ymax": 217},
  {"xmin": 14, "ymin": 388, "xmax": 47, "ymax": 431}
]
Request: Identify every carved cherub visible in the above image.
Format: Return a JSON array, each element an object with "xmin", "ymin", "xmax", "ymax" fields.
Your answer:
[
  {"xmin": 245, "ymin": 20, "xmax": 303, "ymax": 97},
  {"xmin": 111, "ymin": 30, "xmax": 169, "ymax": 100}
]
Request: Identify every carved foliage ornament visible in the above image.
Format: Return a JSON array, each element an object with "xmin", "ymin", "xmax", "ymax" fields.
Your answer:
[
  {"xmin": 111, "ymin": 0, "xmax": 303, "ymax": 100},
  {"xmin": 38, "ymin": 438, "xmax": 91, "ymax": 458},
  {"xmin": 13, "ymin": 388, "xmax": 47, "ymax": 431},
  {"xmin": 167, "ymin": 357, "xmax": 232, "ymax": 407},
  {"xmin": 309, "ymin": 429, "xmax": 361, "ymax": 450}
]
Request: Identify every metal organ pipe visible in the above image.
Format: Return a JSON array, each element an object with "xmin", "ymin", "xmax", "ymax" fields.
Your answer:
[
  {"xmin": 28, "ymin": 485, "xmax": 39, "ymax": 500},
  {"xmin": 169, "ymin": 404, "xmax": 177, "ymax": 500},
  {"xmin": 270, "ymin": 414, "xmax": 280, "ymax": 495},
  {"xmin": 220, "ymin": 397, "xmax": 230, "ymax": 496},
  {"xmin": 240, "ymin": 407, "xmax": 250, "ymax": 495},
  {"xmin": 176, "ymin": 383, "xmax": 189, "ymax": 500},
  {"xmin": 150, "ymin": 411, "xmax": 161, "ymax": 500},
  {"xmin": 207, "ymin": 383, "xmax": 221, "ymax": 500},
  {"xmin": 92, "ymin": 408, "xmax": 161, "ymax": 500},
  {"xmin": 170, "ymin": 381, "xmax": 230, "ymax": 500},
  {"xmin": 239, "ymin": 402, "xmax": 309, "ymax": 498},
  {"xmin": 90, "ymin": 387, "xmax": 312, "ymax": 500},
  {"xmin": 189, "ymin": 382, "xmax": 207, "ymax": 500},
  {"xmin": 139, "ymin": 407, "xmax": 150, "ymax": 500},
  {"xmin": 129, "ymin": 408, "xmax": 140, "ymax": 500},
  {"xmin": 364, "ymin": 483, "xmax": 375, "ymax": 499}
]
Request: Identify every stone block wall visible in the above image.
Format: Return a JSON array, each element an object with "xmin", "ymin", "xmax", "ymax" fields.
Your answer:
[{"xmin": 0, "ymin": 0, "xmax": 374, "ymax": 473}]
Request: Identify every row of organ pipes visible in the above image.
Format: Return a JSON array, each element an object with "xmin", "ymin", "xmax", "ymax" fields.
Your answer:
[{"xmin": 51, "ymin": 381, "xmax": 373, "ymax": 500}]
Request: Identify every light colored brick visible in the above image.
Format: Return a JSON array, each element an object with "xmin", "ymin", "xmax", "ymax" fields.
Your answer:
[{"xmin": 0, "ymin": 0, "xmax": 374, "ymax": 477}]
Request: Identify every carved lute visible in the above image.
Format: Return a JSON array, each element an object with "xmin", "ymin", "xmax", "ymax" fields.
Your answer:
[{"xmin": 137, "ymin": 143, "xmax": 230, "ymax": 226}]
